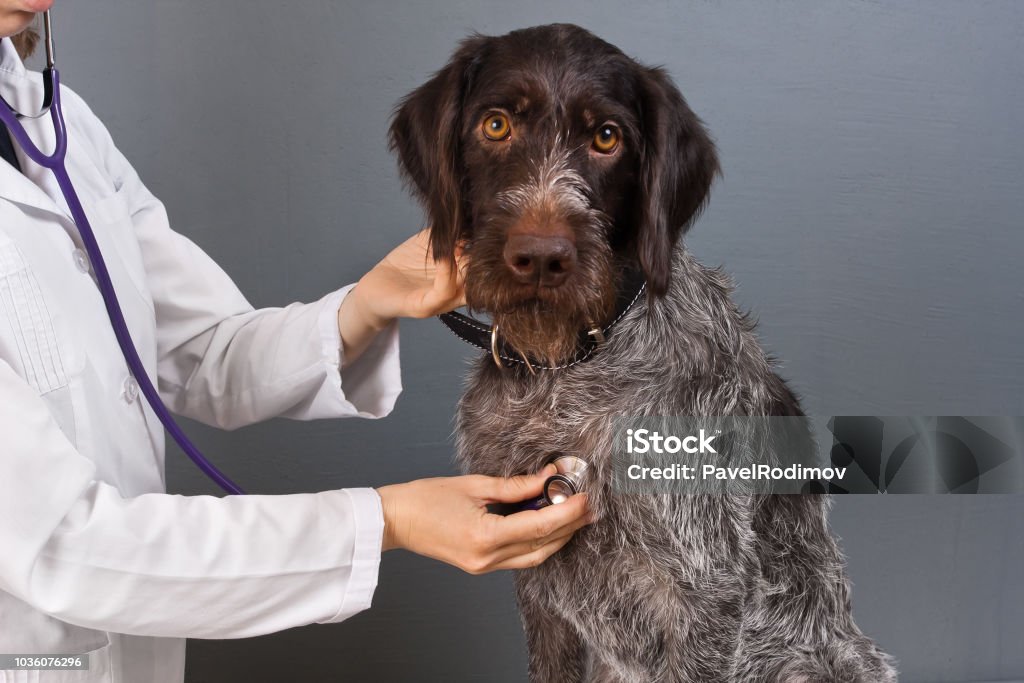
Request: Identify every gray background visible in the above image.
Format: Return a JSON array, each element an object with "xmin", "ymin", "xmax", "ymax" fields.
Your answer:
[{"xmin": 34, "ymin": 1, "xmax": 1023, "ymax": 681}]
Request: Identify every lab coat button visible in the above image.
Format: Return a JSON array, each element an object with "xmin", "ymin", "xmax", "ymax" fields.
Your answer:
[
  {"xmin": 123, "ymin": 376, "xmax": 139, "ymax": 403},
  {"xmin": 73, "ymin": 248, "xmax": 90, "ymax": 273}
]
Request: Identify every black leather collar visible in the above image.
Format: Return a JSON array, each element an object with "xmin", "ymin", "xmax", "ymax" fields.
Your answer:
[{"xmin": 438, "ymin": 266, "xmax": 646, "ymax": 372}]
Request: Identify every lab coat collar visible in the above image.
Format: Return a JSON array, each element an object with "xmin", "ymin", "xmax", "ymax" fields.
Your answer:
[
  {"xmin": 0, "ymin": 37, "xmax": 71, "ymax": 221},
  {"xmin": 0, "ymin": 36, "xmax": 27, "ymax": 77}
]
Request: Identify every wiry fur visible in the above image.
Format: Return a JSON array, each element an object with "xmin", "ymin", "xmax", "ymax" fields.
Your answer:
[
  {"xmin": 455, "ymin": 252, "xmax": 896, "ymax": 682},
  {"xmin": 475, "ymin": 140, "xmax": 617, "ymax": 363},
  {"xmin": 390, "ymin": 23, "xmax": 897, "ymax": 682}
]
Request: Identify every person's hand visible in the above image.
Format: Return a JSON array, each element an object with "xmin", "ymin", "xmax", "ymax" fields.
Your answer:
[
  {"xmin": 338, "ymin": 229, "xmax": 466, "ymax": 365},
  {"xmin": 346, "ymin": 229, "xmax": 466, "ymax": 328},
  {"xmin": 376, "ymin": 465, "xmax": 592, "ymax": 574}
]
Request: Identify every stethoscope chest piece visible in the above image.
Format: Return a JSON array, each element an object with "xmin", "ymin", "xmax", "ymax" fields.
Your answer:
[
  {"xmin": 493, "ymin": 454, "xmax": 591, "ymax": 514},
  {"xmin": 541, "ymin": 454, "xmax": 589, "ymax": 506}
]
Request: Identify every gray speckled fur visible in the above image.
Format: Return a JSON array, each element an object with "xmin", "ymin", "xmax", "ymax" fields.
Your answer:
[{"xmin": 454, "ymin": 248, "xmax": 897, "ymax": 682}]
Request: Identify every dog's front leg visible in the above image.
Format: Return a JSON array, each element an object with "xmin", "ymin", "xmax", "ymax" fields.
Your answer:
[
  {"xmin": 515, "ymin": 570, "xmax": 586, "ymax": 683},
  {"xmin": 732, "ymin": 494, "xmax": 898, "ymax": 682}
]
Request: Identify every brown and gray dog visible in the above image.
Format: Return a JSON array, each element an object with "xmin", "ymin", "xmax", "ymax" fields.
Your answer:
[{"xmin": 390, "ymin": 24, "xmax": 896, "ymax": 683}]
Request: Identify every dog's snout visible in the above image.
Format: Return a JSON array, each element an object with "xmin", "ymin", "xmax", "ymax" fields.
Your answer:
[{"xmin": 503, "ymin": 234, "xmax": 577, "ymax": 287}]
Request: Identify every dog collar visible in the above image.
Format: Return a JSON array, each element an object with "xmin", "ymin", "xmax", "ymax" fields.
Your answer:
[{"xmin": 438, "ymin": 266, "xmax": 646, "ymax": 372}]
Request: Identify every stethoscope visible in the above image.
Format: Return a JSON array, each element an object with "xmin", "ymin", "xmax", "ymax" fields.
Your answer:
[
  {"xmin": 1, "ymin": 14, "xmax": 592, "ymax": 506},
  {"xmin": 518, "ymin": 455, "xmax": 590, "ymax": 510},
  {"xmin": 0, "ymin": 12, "xmax": 244, "ymax": 494}
]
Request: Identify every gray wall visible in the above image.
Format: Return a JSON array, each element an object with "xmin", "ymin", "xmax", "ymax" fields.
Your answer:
[{"xmin": 39, "ymin": 2, "xmax": 1023, "ymax": 681}]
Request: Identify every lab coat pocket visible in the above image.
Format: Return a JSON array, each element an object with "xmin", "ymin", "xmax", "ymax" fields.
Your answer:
[
  {"xmin": 0, "ymin": 239, "xmax": 69, "ymax": 395},
  {"xmin": 83, "ymin": 187, "xmax": 154, "ymax": 314},
  {"xmin": 0, "ymin": 641, "xmax": 112, "ymax": 683}
]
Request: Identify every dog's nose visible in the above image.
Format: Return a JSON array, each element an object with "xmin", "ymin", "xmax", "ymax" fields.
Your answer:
[{"xmin": 503, "ymin": 234, "xmax": 577, "ymax": 286}]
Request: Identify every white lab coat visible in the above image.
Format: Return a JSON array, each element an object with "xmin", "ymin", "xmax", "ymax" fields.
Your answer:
[{"xmin": 0, "ymin": 39, "xmax": 401, "ymax": 682}]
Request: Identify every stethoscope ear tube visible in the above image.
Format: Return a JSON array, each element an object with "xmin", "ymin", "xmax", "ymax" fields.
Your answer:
[
  {"xmin": 0, "ymin": 11, "xmax": 245, "ymax": 495},
  {"xmin": 0, "ymin": 12, "xmax": 55, "ymax": 120},
  {"xmin": 43, "ymin": 10, "xmax": 55, "ymax": 70}
]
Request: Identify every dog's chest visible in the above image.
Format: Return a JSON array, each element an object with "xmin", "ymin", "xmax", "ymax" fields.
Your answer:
[{"xmin": 455, "ymin": 359, "xmax": 629, "ymax": 479}]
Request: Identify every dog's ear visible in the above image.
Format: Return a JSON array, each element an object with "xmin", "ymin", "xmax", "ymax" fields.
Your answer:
[
  {"xmin": 634, "ymin": 67, "xmax": 720, "ymax": 296},
  {"xmin": 389, "ymin": 36, "xmax": 488, "ymax": 263}
]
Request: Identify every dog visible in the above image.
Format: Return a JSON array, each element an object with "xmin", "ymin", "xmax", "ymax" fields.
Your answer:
[{"xmin": 389, "ymin": 24, "xmax": 897, "ymax": 682}]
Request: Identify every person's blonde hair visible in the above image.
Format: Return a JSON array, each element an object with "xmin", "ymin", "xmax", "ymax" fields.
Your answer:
[{"xmin": 10, "ymin": 20, "xmax": 41, "ymax": 60}]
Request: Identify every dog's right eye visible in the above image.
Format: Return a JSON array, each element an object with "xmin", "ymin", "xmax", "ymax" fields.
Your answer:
[
  {"xmin": 592, "ymin": 125, "xmax": 620, "ymax": 154},
  {"xmin": 482, "ymin": 113, "xmax": 512, "ymax": 141}
]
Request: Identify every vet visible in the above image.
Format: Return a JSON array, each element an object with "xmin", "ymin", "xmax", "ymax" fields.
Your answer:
[{"xmin": 0, "ymin": 6, "xmax": 590, "ymax": 682}]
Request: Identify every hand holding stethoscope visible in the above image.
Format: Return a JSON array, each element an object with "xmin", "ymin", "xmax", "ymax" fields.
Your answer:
[{"xmin": 0, "ymin": 8, "xmax": 592, "ymax": 574}]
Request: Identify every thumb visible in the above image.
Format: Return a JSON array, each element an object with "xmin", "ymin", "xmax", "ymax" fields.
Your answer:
[{"xmin": 485, "ymin": 464, "xmax": 558, "ymax": 503}]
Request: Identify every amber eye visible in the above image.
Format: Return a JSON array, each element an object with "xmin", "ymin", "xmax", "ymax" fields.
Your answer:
[
  {"xmin": 482, "ymin": 113, "xmax": 511, "ymax": 140},
  {"xmin": 592, "ymin": 124, "xmax": 620, "ymax": 153}
]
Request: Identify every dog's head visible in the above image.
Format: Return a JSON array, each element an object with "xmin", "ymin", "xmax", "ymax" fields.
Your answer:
[{"xmin": 390, "ymin": 24, "xmax": 719, "ymax": 364}]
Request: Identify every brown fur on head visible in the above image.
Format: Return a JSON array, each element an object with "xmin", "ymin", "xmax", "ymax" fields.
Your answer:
[{"xmin": 389, "ymin": 24, "xmax": 719, "ymax": 364}]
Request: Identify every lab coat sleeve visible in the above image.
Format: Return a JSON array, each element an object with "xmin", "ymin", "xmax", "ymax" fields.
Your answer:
[
  {"xmin": 68, "ymin": 89, "xmax": 401, "ymax": 429},
  {"xmin": 0, "ymin": 358, "xmax": 383, "ymax": 637}
]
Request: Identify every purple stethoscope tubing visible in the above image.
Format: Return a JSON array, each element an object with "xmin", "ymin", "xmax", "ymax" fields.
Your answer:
[{"xmin": 0, "ymin": 16, "xmax": 244, "ymax": 494}]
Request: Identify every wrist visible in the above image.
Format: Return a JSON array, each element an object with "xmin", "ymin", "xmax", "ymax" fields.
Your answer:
[
  {"xmin": 337, "ymin": 283, "xmax": 393, "ymax": 367},
  {"xmin": 376, "ymin": 484, "xmax": 401, "ymax": 552},
  {"xmin": 348, "ymin": 280, "xmax": 391, "ymax": 333}
]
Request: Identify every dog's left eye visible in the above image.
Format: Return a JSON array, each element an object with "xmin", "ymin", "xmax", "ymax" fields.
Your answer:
[
  {"xmin": 592, "ymin": 125, "xmax": 620, "ymax": 153},
  {"xmin": 482, "ymin": 113, "xmax": 512, "ymax": 141}
]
